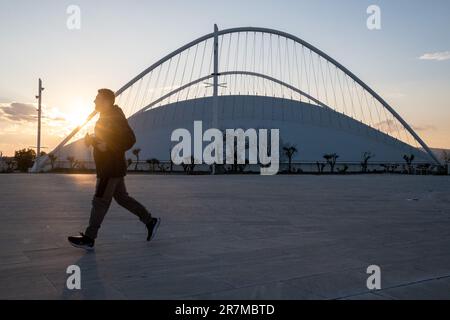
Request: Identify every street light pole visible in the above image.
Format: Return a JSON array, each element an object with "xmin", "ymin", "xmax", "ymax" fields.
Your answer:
[{"xmin": 35, "ymin": 78, "xmax": 44, "ymax": 157}]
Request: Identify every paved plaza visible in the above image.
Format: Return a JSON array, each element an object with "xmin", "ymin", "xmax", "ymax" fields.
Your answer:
[{"xmin": 0, "ymin": 173, "xmax": 450, "ymax": 299}]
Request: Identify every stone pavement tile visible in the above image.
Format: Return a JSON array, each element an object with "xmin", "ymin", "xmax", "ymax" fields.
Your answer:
[
  {"xmin": 48, "ymin": 280, "xmax": 127, "ymax": 300},
  {"xmin": 386, "ymin": 239, "xmax": 450, "ymax": 259},
  {"xmin": 0, "ymin": 274, "xmax": 57, "ymax": 299},
  {"xmin": 111, "ymin": 274, "xmax": 234, "ymax": 299},
  {"xmin": 283, "ymin": 268, "xmax": 369, "ymax": 299},
  {"xmin": 0, "ymin": 253, "xmax": 30, "ymax": 267},
  {"xmin": 205, "ymin": 247, "xmax": 300, "ymax": 267},
  {"xmin": 375, "ymin": 261, "xmax": 444, "ymax": 289},
  {"xmin": 342, "ymin": 292, "xmax": 392, "ymax": 300},
  {"xmin": 43, "ymin": 251, "xmax": 219, "ymax": 288},
  {"xmin": 203, "ymin": 255, "xmax": 366, "ymax": 289},
  {"xmin": 353, "ymin": 245, "xmax": 430, "ymax": 265},
  {"xmin": 2, "ymin": 243, "xmax": 163, "ymax": 278},
  {"xmin": 411, "ymin": 255, "xmax": 450, "ymax": 278},
  {"xmin": 268, "ymin": 233, "xmax": 338, "ymax": 248},
  {"xmin": 376, "ymin": 277, "xmax": 450, "ymax": 300},
  {"xmin": 186, "ymin": 281, "xmax": 323, "ymax": 300}
]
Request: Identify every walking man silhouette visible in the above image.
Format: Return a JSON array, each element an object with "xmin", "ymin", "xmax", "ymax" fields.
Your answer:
[{"xmin": 68, "ymin": 89, "xmax": 160, "ymax": 250}]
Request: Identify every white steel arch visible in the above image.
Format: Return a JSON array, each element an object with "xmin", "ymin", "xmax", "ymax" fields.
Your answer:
[
  {"xmin": 31, "ymin": 25, "xmax": 441, "ymax": 172},
  {"xmin": 114, "ymin": 26, "xmax": 440, "ymax": 165},
  {"xmin": 132, "ymin": 70, "xmax": 333, "ymax": 116}
]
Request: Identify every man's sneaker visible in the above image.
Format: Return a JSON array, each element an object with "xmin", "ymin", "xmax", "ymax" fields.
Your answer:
[
  {"xmin": 146, "ymin": 217, "xmax": 161, "ymax": 242},
  {"xmin": 68, "ymin": 233, "xmax": 95, "ymax": 250}
]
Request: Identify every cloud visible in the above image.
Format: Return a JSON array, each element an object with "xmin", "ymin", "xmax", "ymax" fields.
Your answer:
[
  {"xmin": 419, "ymin": 51, "xmax": 450, "ymax": 61},
  {"xmin": 374, "ymin": 119, "xmax": 397, "ymax": 133},
  {"xmin": 0, "ymin": 102, "xmax": 71, "ymax": 124},
  {"xmin": 0, "ymin": 102, "xmax": 37, "ymax": 122},
  {"xmin": 42, "ymin": 115, "xmax": 67, "ymax": 122},
  {"xmin": 0, "ymin": 104, "xmax": 71, "ymax": 156},
  {"xmin": 375, "ymin": 120, "xmax": 436, "ymax": 134},
  {"xmin": 412, "ymin": 124, "xmax": 436, "ymax": 132}
]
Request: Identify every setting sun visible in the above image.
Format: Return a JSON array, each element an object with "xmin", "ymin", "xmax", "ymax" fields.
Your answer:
[{"xmin": 66, "ymin": 98, "xmax": 94, "ymax": 127}]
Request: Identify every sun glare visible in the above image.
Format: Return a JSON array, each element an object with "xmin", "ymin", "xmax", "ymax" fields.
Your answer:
[{"xmin": 66, "ymin": 99, "xmax": 94, "ymax": 127}]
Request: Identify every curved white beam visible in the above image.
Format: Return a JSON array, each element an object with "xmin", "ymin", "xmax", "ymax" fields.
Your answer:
[
  {"xmin": 129, "ymin": 71, "xmax": 415, "ymax": 152},
  {"xmin": 130, "ymin": 70, "xmax": 333, "ymax": 117},
  {"xmin": 116, "ymin": 27, "xmax": 440, "ymax": 165}
]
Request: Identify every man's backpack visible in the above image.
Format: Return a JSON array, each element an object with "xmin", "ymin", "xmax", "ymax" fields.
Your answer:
[{"xmin": 122, "ymin": 121, "xmax": 136, "ymax": 151}]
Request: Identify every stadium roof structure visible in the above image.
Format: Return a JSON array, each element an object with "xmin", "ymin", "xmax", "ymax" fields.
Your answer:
[{"xmin": 31, "ymin": 25, "xmax": 441, "ymax": 172}]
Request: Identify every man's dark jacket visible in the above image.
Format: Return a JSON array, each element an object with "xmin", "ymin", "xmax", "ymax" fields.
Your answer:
[{"xmin": 93, "ymin": 105, "xmax": 136, "ymax": 178}]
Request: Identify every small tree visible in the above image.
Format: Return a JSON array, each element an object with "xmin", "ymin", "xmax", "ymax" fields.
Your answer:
[
  {"xmin": 169, "ymin": 148, "xmax": 174, "ymax": 173},
  {"xmin": 442, "ymin": 150, "xmax": 450, "ymax": 174},
  {"xmin": 181, "ymin": 156, "xmax": 197, "ymax": 175},
  {"xmin": 77, "ymin": 161, "xmax": 86, "ymax": 170},
  {"xmin": 146, "ymin": 158, "xmax": 160, "ymax": 172},
  {"xmin": 66, "ymin": 156, "xmax": 78, "ymax": 169},
  {"xmin": 282, "ymin": 144, "xmax": 298, "ymax": 173},
  {"xmin": 132, "ymin": 148, "xmax": 141, "ymax": 171},
  {"xmin": 381, "ymin": 163, "xmax": 399, "ymax": 173},
  {"xmin": 323, "ymin": 153, "xmax": 339, "ymax": 173},
  {"xmin": 337, "ymin": 164, "xmax": 349, "ymax": 174},
  {"xmin": 126, "ymin": 158, "xmax": 133, "ymax": 169},
  {"xmin": 442, "ymin": 150, "xmax": 450, "ymax": 163},
  {"xmin": 403, "ymin": 154, "xmax": 415, "ymax": 174},
  {"xmin": 1, "ymin": 152, "xmax": 16, "ymax": 172},
  {"xmin": 14, "ymin": 148, "xmax": 36, "ymax": 172},
  {"xmin": 5, "ymin": 158, "xmax": 15, "ymax": 172},
  {"xmin": 48, "ymin": 154, "xmax": 57, "ymax": 170},
  {"xmin": 416, "ymin": 163, "xmax": 431, "ymax": 175},
  {"xmin": 316, "ymin": 161, "xmax": 326, "ymax": 173},
  {"xmin": 361, "ymin": 152, "xmax": 374, "ymax": 173},
  {"xmin": 189, "ymin": 157, "xmax": 197, "ymax": 174},
  {"xmin": 223, "ymin": 132, "xmax": 250, "ymax": 173},
  {"xmin": 237, "ymin": 159, "xmax": 249, "ymax": 173},
  {"xmin": 158, "ymin": 163, "xmax": 167, "ymax": 173}
]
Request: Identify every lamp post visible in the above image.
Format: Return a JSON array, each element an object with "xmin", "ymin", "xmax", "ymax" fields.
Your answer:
[{"xmin": 35, "ymin": 78, "xmax": 44, "ymax": 157}]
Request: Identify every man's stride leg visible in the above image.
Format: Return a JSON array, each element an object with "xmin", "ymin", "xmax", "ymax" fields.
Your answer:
[
  {"xmin": 68, "ymin": 177, "xmax": 161, "ymax": 250},
  {"xmin": 113, "ymin": 178, "xmax": 161, "ymax": 241},
  {"xmin": 68, "ymin": 178, "xmax": 119, "ymax": 250}
]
